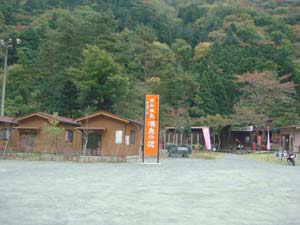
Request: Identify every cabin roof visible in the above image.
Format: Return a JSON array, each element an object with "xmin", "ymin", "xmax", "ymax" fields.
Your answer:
[
  {"xmin": 15, "ymin": 112, "xmax": 79, "ymax": 126},
  {"xmin": 0, "ymin": 116, "xmax": 17, "ymax": 124},
  {"xmin": 280, "ymin": 125, "xmax": 300, "ymax": 130},
  {"xmin": 76, "ymin": 111, "xmax": 130, "ymax": 124},
  {"xmin": 165, "ymin": 126, "xmax": 208, "ymax": 130}
]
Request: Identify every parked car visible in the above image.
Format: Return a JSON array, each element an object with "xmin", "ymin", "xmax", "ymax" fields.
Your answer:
[
  {"xmin": 180, "ymin": 144, "xmax": 192, "ymax": 154},
  {"xmin": 166, "ymin": 144, "xmax": 190, "ymax": 158}
]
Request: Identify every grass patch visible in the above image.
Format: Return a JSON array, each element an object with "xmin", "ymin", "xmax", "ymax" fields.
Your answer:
[
  {"xmin": 243, "ymin": 151, "xmax": 285, "ymax": 164},
  {"xmin": 191, "ymin": 151, "xmax": 225, "ymax": 160}
]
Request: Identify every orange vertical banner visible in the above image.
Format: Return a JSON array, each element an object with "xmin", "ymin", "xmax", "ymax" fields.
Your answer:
[{"xmin": 144, "ymin": 95, "xmax": 160, "ymax": 156}]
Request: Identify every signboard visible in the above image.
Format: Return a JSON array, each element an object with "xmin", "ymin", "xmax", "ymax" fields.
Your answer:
[
  {"xmin": 231, "ymin": 126, "xmax": 253, "ymax": 132},
  {"xmin": 144, "ymin": 95, "xmax": 160, "ymax": 156}
]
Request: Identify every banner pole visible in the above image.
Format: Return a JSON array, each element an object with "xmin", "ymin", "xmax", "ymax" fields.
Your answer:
[
  {"xmin": 142, "ymin": 94, "xmax": 146, "ymax": 163},
  {"xmin": 157, "ymin": 96, "xmax": 160, "ymax": 164}
]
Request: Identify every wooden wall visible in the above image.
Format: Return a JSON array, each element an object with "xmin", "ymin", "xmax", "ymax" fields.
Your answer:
[
  {"xmin": 77, "ymin": 115, "xmax": 141, "ymax": 156},
  {"xmin": 9, "ymin": 116, "xmax": 79, "ymax": 153}
]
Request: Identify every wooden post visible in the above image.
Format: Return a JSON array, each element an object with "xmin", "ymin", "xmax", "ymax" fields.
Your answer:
[
  {"xmin": 228, "ymin": 126, "xmax": 231, "ymax": 151},
  {"xmin": 163, "ymin": 132, "xmax": 166, "ymax": 150},
  {"xmin": 180, "ymin": 132, "xmax": 183, "ymax": 145}
]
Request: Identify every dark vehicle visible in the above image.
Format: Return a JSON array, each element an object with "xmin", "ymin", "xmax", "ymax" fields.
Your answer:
[
  {"xmin": 287, "ymin": 151, "xmax": 296, "ymax": 166},
  {"xmin": 166, "ymin": 144, "xmax": 177, "ymax": 157},
  {"xmin": 181, "ymin": 144, "xmax": 192, "ymax": 154},
  {"xmin": 166, "ymin": 144, "xmax": 190, "ymax": 158}
]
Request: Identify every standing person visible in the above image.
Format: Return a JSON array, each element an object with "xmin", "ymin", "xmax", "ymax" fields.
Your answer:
[
  {"xmin": 283, "ymin": 149, "xmax": 287, "ymax": 161},
  {"xmin": 278, "ymin": 147, "xmax": 283, "ymax": 161},
  {"xmin": 287, "ymin": 150, "xmax": 296, "ymax": 166},
  {"xmin": 235, "ymin": 138, "xmax": 241, "ymax": 150}
]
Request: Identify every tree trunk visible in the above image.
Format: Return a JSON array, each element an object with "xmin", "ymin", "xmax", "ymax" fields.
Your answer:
[
  {"xmin": 217, "ymin": 135, "xmax": 221, "ymax": 150},
  {"xmin": 83, "ymin": 131, "xmax": 88, "ymax": 156}
]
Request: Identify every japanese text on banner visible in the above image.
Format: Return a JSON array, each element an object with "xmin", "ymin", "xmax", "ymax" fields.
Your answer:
[{"xmin": 144, "ymin": 95, "xmax": 160, "ymax": 156}]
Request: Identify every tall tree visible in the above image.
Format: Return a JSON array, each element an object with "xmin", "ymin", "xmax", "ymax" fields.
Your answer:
[
  {"xmin": 68, "ymin": 45, "xmax": 128, "ymax": 112},
  {"xmin": 232, "ymin": 72, "xmax": 299, "ymax": 127}
]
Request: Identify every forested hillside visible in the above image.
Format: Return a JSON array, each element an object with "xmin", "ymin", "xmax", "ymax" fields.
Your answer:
[{"xmin": 1, "ymin": 0, "xmax": 300, "ymax": 128}]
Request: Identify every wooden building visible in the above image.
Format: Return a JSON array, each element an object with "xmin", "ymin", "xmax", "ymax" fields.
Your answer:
[
  {"xmin": 10, "ymin": 112, "xmax": 80, "ymax": 153},
  {"xmin": 162, "ymin": 126, "xmax": 205, "ymax": 150},
  {"xmin": 220, "ymin": 125, "xmax": 254, "ymax": 150},
  {"xmin": 279, "ymin": 125, "xmax": 300, "ymax": 152},
  {"xmin": 220, "ymin": 125, "xmax": 281, "ymax": 151},
  {"xmin": 3, "ymin": 111, "xmax": 142, "ymax": 157},
  {"xmin": 0, "ymin": 116, "xmax": 17, "ymax": 152},
  {"xmin": 75, "ymin": 111, "xmax": 142, "ymax": 157}
]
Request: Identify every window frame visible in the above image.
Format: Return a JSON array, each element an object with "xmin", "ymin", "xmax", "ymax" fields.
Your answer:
[
  {"xmin": 130, "ymin": 130, "xmax": 135, "ymax": 144},
  {"xmin": 0, "ymin": 128, "xmax": 10, "ymax": 140},
  {"xmin": 65, "ymin": 130, "xmax": 73, "ymax": 142}
]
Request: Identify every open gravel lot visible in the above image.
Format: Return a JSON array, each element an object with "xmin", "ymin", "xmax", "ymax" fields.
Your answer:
[{"xmin": 0, "ymin": 154, "xmax": 300, "ymax": 225}]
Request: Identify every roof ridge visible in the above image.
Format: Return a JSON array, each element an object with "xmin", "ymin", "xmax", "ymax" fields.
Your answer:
[
  {"xmin": 0, "ymin": 115, "xmax": 17, "ymax": 123},
  {"xmin": 75, "ymin": 110, "xmax": 129, "ymax": 123},
  {"xmin": 16, "ymin": 112, "xmax": 79, "ymax": 125}
]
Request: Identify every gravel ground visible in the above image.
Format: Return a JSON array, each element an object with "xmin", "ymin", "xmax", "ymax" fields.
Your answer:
[{"xmin": 0, "ymin": 154, "xmax": 300, "ymax": 225}]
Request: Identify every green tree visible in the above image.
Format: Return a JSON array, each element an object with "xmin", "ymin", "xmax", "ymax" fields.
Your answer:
[
  {"xmin": 171, "ymin": 38, "xmax": 192, "ymax": 69},
  {"xmin": 6, "ymin": 64, "xmax": 36, "ymax": 116},
  {"xmin": 232, "ymin": 72, "xmax": 299, "ymax": 127},
  {"xmin": 68, "ymin": 45, "xmax": 128, "ymax": 112},
  {"xmin": 42, "ymin": 112, "xmax": 63, "ymax": 154}
]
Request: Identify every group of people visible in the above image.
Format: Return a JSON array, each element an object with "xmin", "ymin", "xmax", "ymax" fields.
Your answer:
[
  {"xmin": 278, "ymin": 148, "xmax": 296, "ymax": 166},
  {"xmin": 235, "ymin": 138, "xmax": 244, "ymax": 150}
]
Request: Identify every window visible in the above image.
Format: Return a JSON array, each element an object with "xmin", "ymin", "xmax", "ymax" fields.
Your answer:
[
  {"xmin": 0, "ymin": 128, "xmax": 10, "ymax": 140},
  {"xmin": 65, "ymin": 130, "xmax": 73, "ymax": 142},
  {"xmin": 130, "ymin": 130, "xmax": 135, "ymax": 144},
  {"xmin": 115, "ymin": 130, "xmax": 123, "ymax": 144}
]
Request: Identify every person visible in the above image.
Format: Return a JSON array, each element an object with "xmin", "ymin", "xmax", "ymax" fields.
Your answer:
[
  {"xmin": 277, "ymin": 147, "xmax": 283, "ymax": 160},
  {"xmin": 286, "ymin": 150, "xmax": 295, "ymax": 166},
  {"xmin": 282, "ymin": 149, "xmax": 287, "ymax": 161},
  {"xmin": 235, "ymin": 138, "xmax": 241, "ymax": 149}
]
